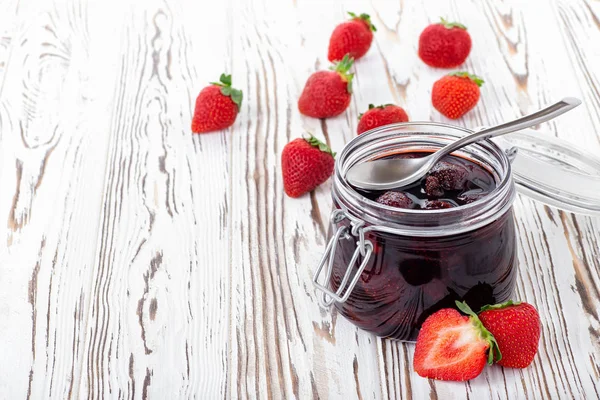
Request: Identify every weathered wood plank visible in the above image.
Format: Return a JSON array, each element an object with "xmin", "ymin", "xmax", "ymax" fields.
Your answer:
[
  {"xmin": 75, "ymin": 0, "xmax": 231, "ymax": 398},
  {"xmin": 226, "ymin": 0, "xmax": 382, "ymax": 397},
  {"xmin": 0, "ymin": 0, "xmax": 121, "ymax": 398}
]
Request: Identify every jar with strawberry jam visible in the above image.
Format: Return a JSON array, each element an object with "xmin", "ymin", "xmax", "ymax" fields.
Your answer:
[{"xmin": 313, "ymin": 122, "xmax": 600, "ymax": 341}]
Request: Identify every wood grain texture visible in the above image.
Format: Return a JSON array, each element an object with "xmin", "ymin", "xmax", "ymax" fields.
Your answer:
[{"xmin": 0, "ymin": 0, "xmax": 598, "ymax": 398}]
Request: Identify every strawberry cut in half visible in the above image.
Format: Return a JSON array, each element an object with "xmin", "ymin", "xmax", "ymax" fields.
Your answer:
[{"xmin": 413, "ymin": 301, "xmax": 501, "ymax": 381}]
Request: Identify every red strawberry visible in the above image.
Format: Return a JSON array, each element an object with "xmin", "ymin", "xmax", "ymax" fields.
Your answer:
[
  {"xmin": 191, "ymin": 73, "xmax": 243, "ymax": 133},
  {"xmin": 328, "ymin": 12, "xmax": 377, "ymax": 62},
  {"xmin": 298, "ymin": 55, "xmax": 354, "ymax": 118},
  {"xmin": 282, "ymin": 135, "xmax": 336, "ymax": 198},
  {"xmin": 357, "ymin": 104, "xmax": 409, "ymax": 134},
  {"xmin": 375, "ymin": 191, "xmax": 413, "ymax": 208},
  {"xmin": 418, "ymin": 18, "xmax": 472, "ymax": 68},
  {"xmin": 432, "ymin": 72, "xmax": 483, "ymax": 119},
  {"xmin": 414, "ymin": 301, "xmax": 500, "ymax": 381},
  {"xmin": 478, "ymin": 300, "xmax": 541, "ymax": 368},
  {"xmin": 425, "ymin": 200, "xmax": 454, "ymax": 209}
]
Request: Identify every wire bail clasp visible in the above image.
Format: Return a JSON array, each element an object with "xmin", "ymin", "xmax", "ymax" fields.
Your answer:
[{"xmin": 312, "ymin": 210, "xmax": 374, "ymax": 307}]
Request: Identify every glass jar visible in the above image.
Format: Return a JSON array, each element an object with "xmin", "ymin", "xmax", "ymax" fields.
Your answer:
[{"xmin": 313, "ymin": 122, "xmax": 600, "ymax": 341}]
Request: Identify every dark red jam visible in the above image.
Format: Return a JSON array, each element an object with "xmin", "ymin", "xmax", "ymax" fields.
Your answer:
[
  {"xmin": 330, "ymin": 152, "xmax": 517, "ymax": 341},
  {"xmin": 363, "ymin": 151, "xmax": 497, "ymax": 209}
]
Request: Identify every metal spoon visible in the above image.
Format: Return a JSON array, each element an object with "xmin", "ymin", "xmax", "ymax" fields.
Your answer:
[{"xmin": 346, "ymin": 97, "xmax": 582, "ymax": 191}]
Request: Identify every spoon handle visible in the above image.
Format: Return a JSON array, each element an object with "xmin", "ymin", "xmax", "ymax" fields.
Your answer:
[{"xmin": 430, "ymin": 97, "xmax": 582, "ymax": 164}]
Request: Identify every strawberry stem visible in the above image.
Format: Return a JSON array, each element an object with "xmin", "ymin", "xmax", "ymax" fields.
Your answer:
[
  {"xmin": 449, "ymin": 71, "xmax": 484, "ymax": 87},
  {"xmin": 303, "ymin": 134, "xmax": 336, "ymax": 158},
  {"xmin": 210, "ymin": 73, "xmax": 232, "ymax": 87},
  {"xmin": 348, "ymin": 11, "xmax": 377, "ymax": 31},
  {"xmin": 440, "ymin": 17, "xmax": 467, "ymax": 30},
  {"xmin": 456, "ymin": 301, "xmax": 502, "ymax": 364},
  {"xmin": 480, "ymin": 300, "xmax": 522, "ymax": 312},
  {"xmin": 358, "ymin": 103, "xmax": 395, "ymax": 119},
  {"xmin": 209, "ymin": 73, "xmax": 244, "ymax": 107},
  {"xmin": 372, "ymin": 103, "xmax": 395, "ymax": 109},
  {"xmin": 330, "ymin": 54, "xmax": 355, "ymax": 93}
]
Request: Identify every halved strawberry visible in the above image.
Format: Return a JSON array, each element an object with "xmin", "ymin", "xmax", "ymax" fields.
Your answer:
[{"xmin": 413, "ymin": 301, "xmax": 501, "ymax": 381}]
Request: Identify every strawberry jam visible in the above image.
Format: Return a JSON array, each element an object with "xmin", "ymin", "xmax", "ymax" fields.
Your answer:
[
  {"xmin": 366, "ymin": 152, "xmax": 496, "ymax": 209},
  {"xmin": 329, "ymin": 152, "xmax": 517, "ymax": 341}
]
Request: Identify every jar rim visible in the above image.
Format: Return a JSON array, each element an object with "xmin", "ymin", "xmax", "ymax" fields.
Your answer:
[{"xmin": 332, "ymin": 122, "xmax": 516, "ymax": 237}]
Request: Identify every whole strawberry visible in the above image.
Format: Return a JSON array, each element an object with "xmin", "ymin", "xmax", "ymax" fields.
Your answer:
[
  {"xmin": 414, "ymin": 301, "xmax": 501, "ymax": 381},
  {"xmin": 357, "ymin": 104, "xmax": 409, "ymax": 134},
  {"xmin": 328, "ymin": 12, "xmax": 377, "ymax": 62},
  {"xmin": 418, "ymin": 18, "xmax": 472, "ymax": 68},
  {"xmin": 432, "ymin": 72, "xmax": 483, "ymax": 119},
  {"xmin": 282, "ymin": 135, "xmax": 336, "ymax": 198},
  {"xmin": 191, "ymin": 73, "xmax": 243, "ymax": 133},
  {"xmin": 298, "ymin": 55, "xmax": 354, "ymax": 118},
  {"xmin": 478, "ymin": 300, "xmax": 541, "ymax": 368}
]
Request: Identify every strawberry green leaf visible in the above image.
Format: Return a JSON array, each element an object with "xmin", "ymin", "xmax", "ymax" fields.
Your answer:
[
  {"xmin": 456, "ymin": 301, "xmax": 502, "ymax": 364},
  {"xmin": 331, "ymin": 54, "xmax": 355, "ymax": 74},
  {"xmin": 220, "ymin": 73, "xmax": 232, "ymax": 86},
  {"xmin": 440, "ymin": 17, "xmax": 467, "ymax": 30},
  {"xmin": 210, "ymin": 73, "xmax": 233, "ymax": 87},
  {"xmin": 330, "ymin": 54, "xmax": 355, "ymax": 94},
  {"xmin": 230, "ymin": 88, "xmax": 243, "ymax": 107},
  {"xmin": 455, "ymin": 300, "xmax": 478, "ymax": 318},
  {"xmin": 348, "ymin": 11, "xmax": 377, "ymax": 31},
  {"xmin": 480, "ymin": 300, "xmax": 521, "ymax": 312},
  {"xmin": 449, "ymin": 71, "xmax": 484, "ymax": 87},
  {"xmin": 487, "ymin": 332, "xmax": 502, "ymax": 364},
  {"xmin": 304, "ymin": 134, "xmax": 336, "ymax": 158},
  {"xmin": 372, "ymin": 104, "xmax": 395, "ymax": 109},
  {"xmin": 211, "ymin": 73, "xmax": 243, "ymax": 107},
  {"xmin": 359, "ymin": 103, "xmax": 395, "ymax": 119}
]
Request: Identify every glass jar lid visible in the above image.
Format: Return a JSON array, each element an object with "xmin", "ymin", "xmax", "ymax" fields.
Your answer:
[{"xmin": 493, "ymin": 129, "xmax": 600, "ymax": 216}]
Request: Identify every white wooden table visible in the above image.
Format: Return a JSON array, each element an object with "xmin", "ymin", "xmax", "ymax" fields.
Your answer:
[{"xmin": 1, "ymin": 0, "xmax": 599, "ymax": 398}]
